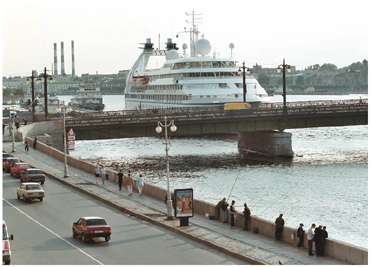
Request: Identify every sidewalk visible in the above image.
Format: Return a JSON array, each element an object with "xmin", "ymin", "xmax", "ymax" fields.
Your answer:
[{"xmin": 3, "ymin": 141, "xmax": 345, "ymax": 265}]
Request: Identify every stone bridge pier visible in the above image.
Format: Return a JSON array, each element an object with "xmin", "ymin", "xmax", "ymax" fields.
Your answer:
[{"xmin": 238, "ymin": 131, "xmax": 294, "ymax": 161}]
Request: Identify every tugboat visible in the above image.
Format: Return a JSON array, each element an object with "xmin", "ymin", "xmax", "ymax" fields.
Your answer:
[{"xmin": 69, "ymin": 84, "xmax": 105, "ymax": 111}]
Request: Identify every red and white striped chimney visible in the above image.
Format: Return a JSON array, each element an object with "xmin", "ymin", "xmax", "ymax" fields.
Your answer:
[
  {"xmin": 53, "ymin": 43, "xmax": 58, "ymax": 75},
  {"xmin": 71, "ymin": 40, "xmax": 75, "ymax": 77},
  {"xmin": 61, "ymin": 41, "xmax": 66, "ymax": 75}
]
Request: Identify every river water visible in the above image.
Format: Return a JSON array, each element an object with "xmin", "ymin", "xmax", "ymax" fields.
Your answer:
[{"xmin": 59, "ymin": 94, "xmax": 368, "ymax": 248}]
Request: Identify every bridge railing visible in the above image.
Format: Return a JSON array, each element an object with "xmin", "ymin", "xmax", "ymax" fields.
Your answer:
[{"xmin": 65, "ymin": 99, "xmax": 368, "ymax": 126}]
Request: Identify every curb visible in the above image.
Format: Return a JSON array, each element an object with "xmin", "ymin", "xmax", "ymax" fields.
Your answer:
[{"xmin": 43, "ymin": 171, "xmax": 268, "ymax": 265}]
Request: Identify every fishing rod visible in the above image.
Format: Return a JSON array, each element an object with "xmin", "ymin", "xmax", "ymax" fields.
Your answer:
[{"xmin": 226, "ymin": 169, "xmax": 241, "ymax": 202}]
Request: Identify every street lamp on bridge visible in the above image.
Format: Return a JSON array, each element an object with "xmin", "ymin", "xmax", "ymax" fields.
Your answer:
[
  {"xmin": 238, "ymin": 62, "xmax": 251, "ymax": 103},
  {"xmin": 155, "ymin": 116, "xmax": 177, "ymax": 220},
  {"xmin": 278, "ymin": 59, "xmax": 291, "ymax": 114}
]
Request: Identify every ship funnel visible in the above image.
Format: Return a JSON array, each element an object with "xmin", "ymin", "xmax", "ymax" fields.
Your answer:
[
  {"xmin": 60, "ymin": 41, "xmax": 66, "ymax": 75},
  {"xmin": 143, "ymin": 38, "xmax": 154, "ymax": 51},
  {"xmin": 71, "ymin": 40, "xmax": 75, "ymax": 77},
  {"xmin": 166, "ymin": 38, "xmax": 178, "ymax": 50},
  {"xmin": 53, "ymin": 43, "xmax": 58, "ymax": 75}
]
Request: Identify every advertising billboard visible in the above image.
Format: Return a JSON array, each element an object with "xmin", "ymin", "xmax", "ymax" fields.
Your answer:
[{"xmin": 174, "ymin": 188, "xmax": 193, "ymax": 218}]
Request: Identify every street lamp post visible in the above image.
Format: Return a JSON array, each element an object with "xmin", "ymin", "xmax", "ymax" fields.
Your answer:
[
  {"xmin": 11, "ymin": 115, "xmax": 16, "ymax": 153},
  {"xmin": 239, "ymin": 62, "xmax": 251, "ymax": 103},
  {"xmin": 62, "ymin": 105, "xmax": 69, "ymax": 178},
  {"xmin": 155, "ymin": 116, "xmax": 177, "ymax": 220},
  {"xmin": 278, "ymin": 59, "xmax": 291, "ymax": 114}
]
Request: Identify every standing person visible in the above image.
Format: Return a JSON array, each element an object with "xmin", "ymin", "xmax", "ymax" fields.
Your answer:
[
  {"xmin": 2, "ymin": 124, "xmax": 5, "ymax": 134},
  {"xmin": 33, "ymin": 137, "xmax": 37, "ymax": 149},
  {"xmin": 315, "ymin": 225, "xmax": 324, "ymax": 256},
  {"xmin": 274, "ymin": 214, "xmax": 285, "ymax": 241},
  {"xmin": 24, "ymin": 140, "xmax": 29, "ymax": 152},
  {"xmin": 136, "ymin": 174, "xmax": 144, "ymax": 195},
  {"xmin": 95, "ymin": 163, "xmax": 101, "ymax": 185},
  {"xmin": 117, "ymin": 169, "xmax": 123, "ymax": 191},
  {"xmin": 322, "ymin": 226, "xmax": 328, "ymax": 256},
  {"xmin": 215, "ymin": 198, "xmax": 226, "ymax": 221},
  {"xmin": 229, "ymin": 200, "xmax": 236, "ymax": 227},
  {"xmin": 296, "ymin": 223, "xmax": 305, "ymax": 247},
  {"xmin": 101, "ymin": 165, "xmax": 105, "ymax": 186},
  {"xmin": 221, "ymin": 199, "xmax": 229, "ymax": 223},
  {"xmin": 126, "ymin": 170, "xmax": 133, "ymax": 196},
  {"xmin": 243, "ymin": 203, "xmax": 251, "ymax": 231},
  {"xmin": 307, "ymin": 224, "xmax": 316, "ymax": 256}
]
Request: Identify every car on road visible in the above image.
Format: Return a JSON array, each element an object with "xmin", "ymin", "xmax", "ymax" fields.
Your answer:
[
  {"xmin": 17, "ymin": 182, "xmax": 45, "ymax": 202},
  {"xmin": 20, "ymin": 168, "xmax": 46, "ymax": 184},
  {"xmin": 10, "ymin": 162, "xmax": 32, "ymax": 178},
  {"xmin": 72, "ymin": 217, "xmax": 111, "ymax": 243},
  {"xmin": 3, "ymin": 220, "xmax": 14, "ymax": 265},
  {"xmin": 3, "ymin": 157, "xmax": 20, "ymax": 172}
]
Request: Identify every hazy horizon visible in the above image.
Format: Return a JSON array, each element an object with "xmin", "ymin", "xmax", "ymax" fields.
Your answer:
[{"xmin": 1, "ymin": 0, "xmax": 368, "ymax": 77}]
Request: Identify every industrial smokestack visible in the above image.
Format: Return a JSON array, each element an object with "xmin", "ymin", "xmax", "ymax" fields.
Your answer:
[
  {"xmin": 60, "ymin": 41, "xmax": 66, "ymax": 75},
  {"xmin": 53, "ymin": 43, "xmax": 58, "ymax": 75},
  {"xmin": 71, "ymin": 40, "xmax": 75, "ymax": 77}
]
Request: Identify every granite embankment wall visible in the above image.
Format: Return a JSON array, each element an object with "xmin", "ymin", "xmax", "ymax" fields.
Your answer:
[{"xmin": 26, "ymin": 137, "xmax": 368, "ymax": 265}]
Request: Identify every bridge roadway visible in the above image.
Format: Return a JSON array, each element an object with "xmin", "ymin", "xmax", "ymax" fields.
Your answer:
[{"xmin": 65, "ymin": 99, "xmax": 368, "ymax": 140}]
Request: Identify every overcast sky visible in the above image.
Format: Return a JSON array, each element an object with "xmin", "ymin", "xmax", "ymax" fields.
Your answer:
[{"xmin": 1, "ymin": 0, "xmax": 368, "ymax": 76}]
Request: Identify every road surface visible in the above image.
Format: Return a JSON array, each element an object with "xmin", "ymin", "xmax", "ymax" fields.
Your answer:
[{"xmin": 3, "ymin": 173, "xmax": 245, "ymax": 265}]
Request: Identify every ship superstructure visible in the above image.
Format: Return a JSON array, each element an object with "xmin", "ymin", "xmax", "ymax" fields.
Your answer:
[
  {"xmin": 69, "ymin": 84, "xmax": 105, "ymax": 111},
  {"xmin": 124, "ymin": 12, "xmax": 269, "ymax": 110}
]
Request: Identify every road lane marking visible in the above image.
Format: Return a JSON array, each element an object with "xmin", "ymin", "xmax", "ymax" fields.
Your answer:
[{"xmin": 3, "ymin": 199, "xmax": 103, "ymax": 265}]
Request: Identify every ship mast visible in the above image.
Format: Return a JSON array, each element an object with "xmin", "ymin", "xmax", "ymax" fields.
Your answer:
[{"xmin": 186, "ymin": 10, "xmax": 202, "ymax": 57}]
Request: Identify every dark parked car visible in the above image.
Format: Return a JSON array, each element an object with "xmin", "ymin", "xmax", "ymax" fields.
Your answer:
[
  {"xmin": 72, "ymin": 217, "xmax": 111, "ymax": 243},
  {"xmin": 20, "ymin": 168, "xmax": 46, "ymax": 184}
]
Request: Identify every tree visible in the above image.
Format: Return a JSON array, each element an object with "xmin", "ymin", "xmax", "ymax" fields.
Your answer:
[
  {"xmin": 319, "ymin": 63, "xmax": 337, "ymax": 72},
  {"xmin": 257, "ymin": 73, "xmax": 270, "ymax": 88},
  {"xmin": 295, "ymin": 75, "xmax": 305, "ymax": 88}
]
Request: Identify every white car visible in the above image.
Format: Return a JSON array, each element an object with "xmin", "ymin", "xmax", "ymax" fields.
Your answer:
[{"xmin": 17, "ymin": 182, "xmax": 45, "ymax": 202}]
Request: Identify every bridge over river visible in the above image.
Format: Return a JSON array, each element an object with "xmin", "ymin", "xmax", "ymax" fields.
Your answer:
[{"xmin": 62, "ymin": 99, "xmax": 367, "ymax": 159}]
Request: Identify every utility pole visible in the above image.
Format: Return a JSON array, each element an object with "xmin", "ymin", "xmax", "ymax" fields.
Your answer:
[
  {"xmin": 39, "ymin": 67, "xmax": 52, "ymax": 120},
  {"xmin": 242, "ymin": 62, "xmax": 247, "ymax": 103},
  {"xmin": 278, "ymin": 59, "xmax": 291, "ymax": 114},
  {"xmin": 27, "ymin": 70, "xmax": 37, "ymax": 121}
]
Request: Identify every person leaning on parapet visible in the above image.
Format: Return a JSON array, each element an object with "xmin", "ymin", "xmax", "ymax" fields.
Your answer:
[
  {"xmin": 215, "ymin": 198, "xmax": 226, "ymax": 221},
  {"xmin": 243, "ymin": 203, "xmax": 251, "ymax": 231},
  {"xmin": 229, "ymin": 200, "xmax": 236, "ymax": 227},
  {"xmin": 117, "ymin": 169, "xmax": 123, "ymax": 191},
  {"xmin": 307, "ymin": 223, "xmax": 316, "ymax": 256},
  {"xmin": 274, "ymin": 214, "xmax": 285, "ymax": 241},
  {"xmin": 314, "ymin": 225, "xmax": 324, "ymax": 256},
  {"xmin": 296, "ymin": 223, "xmax": 305, "ymax": 247},
  {"xmin": 322, "ymin": 226, "xmax": 328, "ymax": 256}
]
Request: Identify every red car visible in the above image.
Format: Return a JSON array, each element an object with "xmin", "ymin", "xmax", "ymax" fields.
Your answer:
[
  {"xmin": 3, "ymin": 158, "xmax": 20, "ymax": 173},
  {"xmin": 72, "ymin": 217, "xmax": 111, "ymax": 242},
  {"xmin": 10, "ymin": 162, "xmax": 32, "ymax": 178}
]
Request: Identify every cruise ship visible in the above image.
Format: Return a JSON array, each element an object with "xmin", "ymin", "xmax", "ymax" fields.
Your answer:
[{"xmin": 124, "ymin": 14, "xmax": 269, "ymax": 110}]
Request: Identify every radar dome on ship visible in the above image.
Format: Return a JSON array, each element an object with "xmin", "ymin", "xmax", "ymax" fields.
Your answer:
[{"xmin": 195, "ymin": 38, "xmax": 211, "ymax": 56}]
